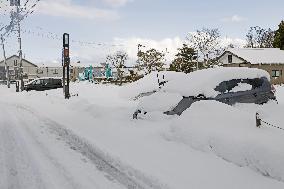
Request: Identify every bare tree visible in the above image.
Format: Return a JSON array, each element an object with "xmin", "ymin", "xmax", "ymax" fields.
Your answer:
[
  {"xmin": 106, "ymin": 51, "xmax": 128, "ymax": 85},
  {"xmin": 245, "ymin": 26, "xmax": 275, "ymax": 48},
  {"xmin": 187, "ymin": 28, "xmax": 221, "ymax": 67}
]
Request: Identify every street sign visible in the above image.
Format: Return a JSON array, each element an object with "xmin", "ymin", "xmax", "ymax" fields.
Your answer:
[{"xmin": 63, "ymin": 33, "xmax": 69, "ymax": 48}]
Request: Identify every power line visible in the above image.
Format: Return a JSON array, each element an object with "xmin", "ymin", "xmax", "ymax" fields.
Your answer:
[{"xmin": 21, "ymin": 26, "xmax": 126, "ymax": 48}]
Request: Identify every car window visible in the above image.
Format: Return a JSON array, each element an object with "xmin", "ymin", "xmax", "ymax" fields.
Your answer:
[
  {"xmin": 250, "ymin": 78, "xmax": 264, "ymax": 89},
  {"xmin": 44, "ymin": 79, "xmax": 50, "ymax": 85},
  {"xmin": 215, "ymin": 79, "xmax": 240, "ymax": 93},
  {"xmin": 33, "ymin": 80, "xmax": 41, "ymax": 85},
  {"xmin": 215, "ymin": 79, "xmax": 255, "ymax": 93},
  {"xmin": 215, "ymin": 81, "xmax": 227, "ymax": 93},
  {"xmin": 53, "ymin": 79, "xmax": 62, "ymax": 85},
  {"xmin": 230, "ymin": 82, "xmax": 252, "ymax": 92}
]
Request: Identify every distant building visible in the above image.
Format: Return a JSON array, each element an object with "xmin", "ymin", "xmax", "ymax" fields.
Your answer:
[
  {"xmin": 218, "ymin": 48, "xmax": 284, "ymax": 84},
  {"xmin": 0, "ymin": 55, "xmax": 63, "ymax": 80},
  {"xmin": 0, "ymin": 55, "xmax": 38, "ymax": 80}
]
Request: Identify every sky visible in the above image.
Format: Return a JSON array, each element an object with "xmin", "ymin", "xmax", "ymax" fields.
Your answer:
[{"xmin": 0, "ymin": 0, "xmax": 283, "ymax": 66}]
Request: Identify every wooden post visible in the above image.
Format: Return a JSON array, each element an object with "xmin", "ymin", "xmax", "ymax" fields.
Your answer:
[{"xmin": 256, "ymin": 112, "xmax": 261, "ymax": 128}]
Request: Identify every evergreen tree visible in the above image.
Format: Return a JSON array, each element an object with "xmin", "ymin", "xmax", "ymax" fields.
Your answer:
[
  {"xmin": 169, "ymin": 44, "xmax": 197, "ymax": 73},
  {"xmin": 273, "ymin": 21, "xmax": 284, "ymax": 50}
]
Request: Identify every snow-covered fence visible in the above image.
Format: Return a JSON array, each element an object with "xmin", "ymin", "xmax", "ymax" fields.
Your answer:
[{"xmin": 256, "ymin": 112, "xmax": 284, "ymax": 131}]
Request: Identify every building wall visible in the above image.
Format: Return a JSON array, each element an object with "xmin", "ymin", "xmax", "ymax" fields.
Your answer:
[
  {"xmin": 0, "ymin": 56, "xmax": 36, "ymax": 68},
  {"xmin": 36, "ymin": 67, "xmax": 63, "ymax": 78}
]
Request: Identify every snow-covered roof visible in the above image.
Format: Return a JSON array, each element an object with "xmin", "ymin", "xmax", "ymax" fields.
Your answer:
[
  {"xmin": 164, "ymin": 67, "xmax": 270, "ymax": 97},
  {"xmin": 227, "ymin": 48, "xmax": 284, "ymax": 64}
]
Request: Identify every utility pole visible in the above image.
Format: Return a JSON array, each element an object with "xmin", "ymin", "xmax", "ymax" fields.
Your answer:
[
  {"xmin": 16, "ymin": 1, "xmax": 24, "ymax": 91},
  {"xmin": 9, "ymin": 0, "xmax": 24, "ymax": 91},
  {"xmin": 1, "ymin": 35, "xmax": 10, "ymax": 88}
]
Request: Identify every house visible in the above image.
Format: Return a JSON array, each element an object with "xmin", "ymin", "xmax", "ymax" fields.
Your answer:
[
  {"xmin": 0, "ymin": 55, "xmax": 38, "ymax": 79},
  {"xmin": 218, "ymin": 48, "xmax": 284, "ymax": 84}
]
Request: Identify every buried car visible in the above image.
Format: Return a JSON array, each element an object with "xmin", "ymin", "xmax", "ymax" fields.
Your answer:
[{"xmin": 133, "ymin": 67, "xmax": 276, "ymax": 119}]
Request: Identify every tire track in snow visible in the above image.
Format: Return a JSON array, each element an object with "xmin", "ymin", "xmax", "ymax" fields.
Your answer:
[
  {"xmin": 9, "ymin": 103, "xmax": 168, "ymax": 189},
  {"xmin": 0, "ymin": 109, "xmax": 47, "ymax": 189}
]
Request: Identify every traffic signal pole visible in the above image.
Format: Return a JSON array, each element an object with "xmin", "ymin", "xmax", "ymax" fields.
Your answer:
[{"xmin": 63, "ymin": 33, "xmax": 70, "ymax": 99}]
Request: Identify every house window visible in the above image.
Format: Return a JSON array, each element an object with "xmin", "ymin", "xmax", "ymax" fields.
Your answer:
[
  {"xmin": 14, "ymin": 60, "xmax": 17, "ymax": 66},
  {"xmin": 272, "ymin": 70, "xmax": 282, "ymax": 78},
  {"xmin": 228, "ymin": 55, "xmax": 233, "ymax": 63},
  {"xmin": 53, "ymin": 69, "xmax": 58, "ymax": 74}
]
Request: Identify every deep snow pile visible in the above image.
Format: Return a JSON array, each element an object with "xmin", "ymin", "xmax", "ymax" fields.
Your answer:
[
  {"xmin": 1, "ymin": 82, "xmax": 284, "ymax": 189},
  {"xmin": 137, "ymin": 91, "xmax": 183, "ymax": 112},
  {"xmin": 120, "ymin": 71, "xmax": 186, "ymax": 99},
  {"xmin": 166, "ymin": 100, "xmax": 284, "ymax": 182}
]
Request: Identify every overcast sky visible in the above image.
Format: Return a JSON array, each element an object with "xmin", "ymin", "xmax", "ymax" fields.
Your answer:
[{"xmin": 0, "ymin": 0, "xmax": 283, "ymax": 65}]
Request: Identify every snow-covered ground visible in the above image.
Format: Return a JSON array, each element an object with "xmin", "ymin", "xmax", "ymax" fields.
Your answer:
[{"xmin": 1, "ymin": 81, "xmax": 284, "ymax": 189}]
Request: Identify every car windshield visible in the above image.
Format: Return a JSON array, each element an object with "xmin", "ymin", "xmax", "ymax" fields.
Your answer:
[{"xmin": 215, "ymin": 78, "xmax": 264, "ymax": 94}]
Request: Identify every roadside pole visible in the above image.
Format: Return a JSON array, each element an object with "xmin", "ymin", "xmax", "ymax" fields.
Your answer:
[
  {"xmin": 1, "ymin": 35, "xmax": 10, "ymax": 88},
  {"xmin": 196, "ymin": 50, "xmax": 199, "ymax": 70},
  {"xmin": 10, "ymin": 0, "xmax": 24, "ymax": 91},
  {"xmin": 63, "ymin": 33, "xmax": 70, "ymax": 99},
  {"xmin": 17, "ymin": 5, "xmax": 24, "ymax": 91}
]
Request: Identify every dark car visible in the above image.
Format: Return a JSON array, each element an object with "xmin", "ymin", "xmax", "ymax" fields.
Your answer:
[
  {"xmin": 133, "ymin": 68, "xmax": 277, "ymax": 119},
  {"xmin": 164, "ymin": 77, "xmax": 276, "ymax": 116},
  {"xmin": 24, "ymin": 78, "xmax": 63, "ymax": 91}
]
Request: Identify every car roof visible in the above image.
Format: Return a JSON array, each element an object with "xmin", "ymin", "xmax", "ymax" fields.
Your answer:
[{"xmin": 164, "ymin": 67, "xmax": 270, "ymax": 98}]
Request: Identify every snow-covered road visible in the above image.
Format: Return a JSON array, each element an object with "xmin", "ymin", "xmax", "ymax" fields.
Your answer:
[
  {"xmin": 1, "ymin": 83, "xmax": 284, "ymax": 189},
  {"xmin": 0, "ymin": 102, "xmax": 158, "ymax": 189}
]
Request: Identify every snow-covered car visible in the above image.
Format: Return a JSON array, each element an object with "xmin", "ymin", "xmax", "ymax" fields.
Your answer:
[
  {"xmin": 133, "ymin": 67, "xmax": 276, "ymax": 119},
  {"xmin": 24, "ymin": 77, "xmax": 63, "ymax": 91}
]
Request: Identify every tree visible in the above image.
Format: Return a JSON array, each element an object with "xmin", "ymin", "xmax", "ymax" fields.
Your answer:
[
  {"xmin": 169, "ymin": 44, "xmax": 197, "ymax": 73},
  {"xmin": 273, "ymin": 21, "xmax": 284, "ymax": 50},
  {"xmin": 137, "ymin": 45, "xmax": 165, "ymax": 74},
  {"xmin": 245, "ymin": 26, "xmax": 275, "ymax": 48},
  {"xmin": 187, "ymin": 28, "xmax": 221, "ymax": 68},
  {"xmin": 106, "ymin": 51, "xmax": 128, "ymax": 85}
]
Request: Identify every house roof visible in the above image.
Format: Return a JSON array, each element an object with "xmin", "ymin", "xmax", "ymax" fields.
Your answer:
[
  {"xmin": 0, "ymin": 55, "xmax": 38, "ymax": 67},
  {"xmin": 224, "ymin": 48, "xmax": 284, "ymax": 64}
]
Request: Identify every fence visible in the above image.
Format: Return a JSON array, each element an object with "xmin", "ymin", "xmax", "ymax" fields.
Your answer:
[{"xmin": 256, "ymin": 112, "xmax": 284, "ymax": 131}]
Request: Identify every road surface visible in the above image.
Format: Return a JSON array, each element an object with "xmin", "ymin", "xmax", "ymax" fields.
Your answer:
[{"xmin": 0, "ymin": 102, "xmax": 161, "ymax": 189}]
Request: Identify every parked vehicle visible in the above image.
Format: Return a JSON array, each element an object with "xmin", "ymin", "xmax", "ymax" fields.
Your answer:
[
  {"xmin": 24, "ymin": 77, "xmax": 62, "ymax": 91},
  {"xmin": 133, "ymin": 68, "xmax": 277, "ymax": 119}
]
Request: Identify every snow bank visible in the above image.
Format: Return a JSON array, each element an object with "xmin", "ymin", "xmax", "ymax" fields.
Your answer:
[
  {"xmin": 137, "ymin": 91, "xmax": 183, "ymax": 112},
  {"xmin": 167, "ymin": 100, "xmax": 284, "ymax": 182},
  {"xmin": 164, "ymin": 67, "xmax": 270, "ymax": 97},
  {"xmin": 120, "ymin": 71, "xmax": 186, "ymax": 99}
]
